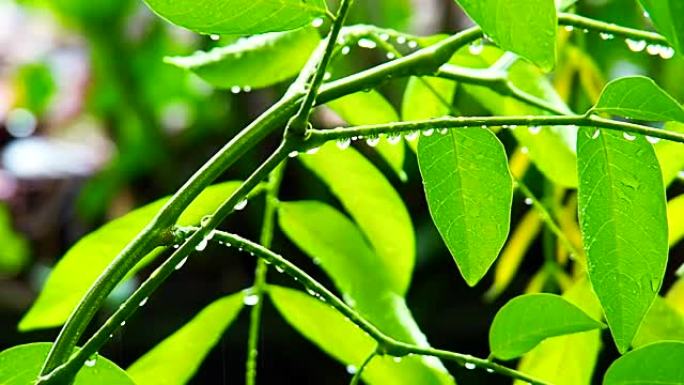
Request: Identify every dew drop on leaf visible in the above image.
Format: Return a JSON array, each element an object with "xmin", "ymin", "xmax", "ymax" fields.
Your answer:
[
  {"xmin": 625, "ymin": 38, "xmax": 647, "ymax": 52},
  {"xmin": 465, "ymin": 362, "xmax": 476, "ymax": 370},
  {"xmin": 422, "ymin": 128, "xmax": 434, "ymax": 137},
  {"xmin": 366, "ymin": 137, "xmax": 380, "ymax": 147},
  {"xmin": 346, "ymin": 364, "xmax": 357, "ymax": 374},
  {"xmin": 623, "ymin": 132, "xmax": 637, "ymax": 141},
  {"xmin": 243, "ymin": 293, "xmax": 259, "ymax": 306},
  {"xmin": 85, "ymin": 354, "xmax": 98, "ymax": 367},
  {"xmin": 311, "ymin": 17, "xmax": 324, "ymax": 28},
  {"xmin": 336, "ymin": 138, "xmax": 351, "ymax": 150},
  {"xmin": 175, "ymin": 257, "xmax": 188, "ymax": 270},
  {"xmin": 288, "ymin": 151, "xmax": 299, "ymax": 158},
  {"xmin": 646, "ymin": 136, "xmax": 660, "ymax": 144},
  {"xmin": 139, "ymin": 297, "xmax": 148, "ymax": 307}
]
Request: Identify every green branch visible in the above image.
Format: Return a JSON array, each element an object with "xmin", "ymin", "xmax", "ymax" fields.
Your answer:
[
  {"xmin": 306, "ymin": 115, "xmax": 684, "ymax": 145},
  {"xmin": 245, "ymin": 163, "xmax": 286, "ymax": 385},
  {"xmin": 558, "ymin": 13, "xmax": 668, "ymax": 45},
  {"xmin": 286, "ymin": 0, "xmax": 354, "ymax": 137},
  {"xmin": 196, "ymin": 230, "xmax": 552, "ymax": 385}
]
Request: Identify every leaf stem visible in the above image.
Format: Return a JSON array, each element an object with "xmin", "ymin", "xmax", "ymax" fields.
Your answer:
[
  {"xmin": 558, "ymin": 13, "xmax": 668, "ymax": 45},
  {"xmin": 245, "ymin": 162, "xmax": 286, "ymax": 385},
  {"xmin": 306, "ymin": 115, "xmax": 684, "ymax": 145},
  {"xmin": 349, "ymin": 349, "xmax": 377, "ymax": 385},
  {"xmin": 197, "ymin": 230, "xmax": 552, "ymax": 385},
  {"xmin": 286, "ymin": 0, "xmax": 354, "ymax": 137}
]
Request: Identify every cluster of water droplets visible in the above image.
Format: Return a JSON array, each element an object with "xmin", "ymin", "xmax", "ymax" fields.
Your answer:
[{"xmin": 562, "ymin": 23, "xmax": 675, "ymax": 59}]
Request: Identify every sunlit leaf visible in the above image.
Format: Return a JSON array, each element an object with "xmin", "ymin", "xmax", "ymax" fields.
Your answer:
[
  {"xmin": 604, "ymin": 341, "xmax": 684, "ymax": 385},
  {"xmin": 454, "ymin": 0, "xmax": 557, "ymax": 70},
  {"xmin": 577, "ymin": 128, "xmax": 668, "ymax": 353},
  {"xmin": 402, "ymin": 76, "xmax": 456, "ymax": 152},
  {"xmin": 593, "ymin": 76, "xmax": 684, "ymax": 122},
  {"xmin": 417, "ymin": 128, "xmax": 513, "ymax": 286},
  {"xmin": 489, "ymin": 293, "xmax": 603, "ymax": 360},
  {"xmin": 269, "ymin": 286, "xmax": 454, "ymax": 385},
  {"xmin": 515, "ymin": 280, "xmax": 603, "ymax": 385},
  {"xmin": 19, "ymin": 181, "xmax": 242, "ymax": 331},
  {"xmin": 165, "ymin": 27, "xmax": 320, "ymax": 90},
  {"xmin": 632, "ymin": 297, "xmax": 684, "ymax": 348},
  {"xmin": 127, "ymin": 292, "xmax": 244, "ymax": 385},
  {"xmin": 300, "ymin": 144, "xmax": 415, "ymax": 294},
  {"xmin": 655, "ymin": 122, "xmax": 684, "ymax": 187},
  {"xmin": 142, "ymin": 0, "xmax": 328, "ymax": 34},
  {"xmin": 0, "ymin": 343, "xmax": 133, "ymax": 385},
  {"xmin": 668, "ymin": 194, "xmax": 684, "ymax": 247},
  {"xmin": 327, "ymin": 91, "xmax": 406, "ymax": 181}
]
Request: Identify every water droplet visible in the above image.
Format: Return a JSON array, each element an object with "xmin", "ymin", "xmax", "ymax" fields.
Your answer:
[
  {"xmin": 336, "ymin": 138, "xmax": 351, "ymax": 150},
  {"xmin": 623, "ymin": 132, "xmax": 637, "ymax": 141},
  {"xmin": 311, "ymin": 17, "xmax": 324, "ymax": 28},
  {"xmin": 341, "ymin": 46, "xmax": 351, "ymax": 55},
  {"xmin": 564, "ymin": 25, "xmax": 574, "ymax": 32},
  {"xmin": 288, "ymin": 151, "xmax": 299, "ymax": 158},
  {"xmin": 346, "ymin": 364, "xmax": 357, "ymax": 374},
  {"xmin": 524, "ymin": 198, "xmax": 533, "ymax": 206},
  {"xmin": 468, "ymin": 40, "xmax": 484, "ymax": 55},
  {"xmin": 393, "ymin": 357, "xmax": 402, "ymax": 363},
  {"xmin": 646, "ymin": 136, "xmax": 660, "ymax": 144},
  {"xmin": 85, "ymin": 355, "xmax": 97, "ymax": 367},
  {"xmin": 306, "ymin": 147, "xmax": 320, "ymax": 155},
  {"xmin": 422, "ymin": 128, "xmax": 434, "ymax": 137},
  {"xmin": 233, "ymin": 199, "xmax": 248, "ymax": 211},
  {"xmin": 643, "ymin": 10, "xmax": 650, "ymax": 18},
  {"xmin": 520, "ymin": 146, "xmax": 529, "ymax": 154},
  {"xmin": 195, "ymin": 237, "xmax": 209, "ymax": 251},
  {"xmin": 592, "ymin": 129, "xmax": 601, "ymax": 139},
  {"xmin": 404, "ymin": 131, "xmax": 419, "ymax": 141},
  {"xmin": 408, "ymin": 40, "xmax": 418, "ymax": 49},
  {"xmin": 678, "ymin": 170, "xmax": 684, "ymax": 179},
  {"xmin": 139, "ymin": 297, "xmax": 148, "ymax": 307},
  {"xmin": 582, "ymin": 28, "xmax": 589, "ymax": 33},
  {"xmin": 230, "ymin": 86, "xmax": 241, "ymax": 94},
  {"xmin": 659, "ymin": 46, "xmax": 675, "ymax": 59},
  {"xmin": 175, "ymin": 257, "xmax": 188, "ymax": 270},
  {"xmin": 209, "ymin": 34, "xmax": 220, "ymax": 41},
  {"xmin": 324, "ymin": 72, "xmax": 332, "ymax": 81},
  {"xmin": 465, "ymin": 362, "xmax": 476, "ymax": 370},
  {"xmin": 387, "ymin": 135, "xmax": 402, "ymax": 145},
  {"xmin": 438, "ymin": 128, "xmax": 448, "ymax": 135},
  {"xmin": 358, "ymin": 38, "xmax": 377, "ymax": 49},
  {"xmin": 396, "ymin": 36, "xmax": 407, "ymax": 44},
  {"xmin": 646, "ymin": 44, "xmax": 661, "ymax": 56},
  {"xmin": 306, "ymin": 288, "xmax": 317, "ymax": 297},
  {"xmin": 366, "ymin": 137, "xmax": 380, "ymax": 147},
  {"xmin": 486, "ymin": 368, "xmax": 494, "ymax": 373},
  {"xmin": 120, "ymin": 321, "xmax": 126, "ymax": 327},
  {"xmin": 600, "ymin": 32, "xmax": 614, "ymax": 40},
  {"xmin": 243, "ymin": 86, "xmax": 252, "ymax": 93},
  {"xmin": 380, "ymin": 33, "xmax": 390, "ymax": 41},
  {"xmin": 386, "ymin": 52, "xmax": 396, "ymax": 60},
  {"xmin": 528, "ymin": 126, "xmax": 541, "ymax": 135},
  {"xmin": 275, "ymin": 265, "xmax": 285, "ymax": 273},
  {"xmin": 244, "ymin": 293, "xmax": 259, "ymax": 306},
  {"xmin": 625, "ymin": 39, "xmax": 647, "ymax": 52}
]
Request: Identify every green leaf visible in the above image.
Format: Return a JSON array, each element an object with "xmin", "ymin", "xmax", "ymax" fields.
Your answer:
[
  {"xmin": 127, "ymin": 292, "xmax": 243, "ymax": 385},
  {"xmin": 489, "ymin": 293, "xmax": 603, "ymax": 360},
  {"xmin": 632, "ymin": 297, "xmax": 684, "ymax": 348},
  {"xmin": 417, "ymin": 128, "xmax": 513, "ymax": 286},
  {"xmin": 269, "ymin": 286, "xmax": 454, "ymax": 385},
  {"xmin": 669, "ymin": 194, "xmax": 684, "ymax": 247},
  {"xmin": 143, "ymin": 0, "xmax": 328, "ymax": 34},
  {"xmin": 593, "ymin": 76, "xmax": 684, "ymax": 122},
  {"xmin": 0, "ymin": 204, "xmax": 29, "ymax": 276},
  {"xmin": 455, "ymin": 47, "xmax": 578, "ymax": 187},
  {"xmin": 327, "ymin": 91, "xmax": 406, "ymax": 181},
  {"xmin": 165, "ymin": 27, "xmax": 320, "ymax": 90},
  {"xmin": 655, "ymin": 122, "xmax": 684, "ymax": 187},
  {"xmin": 0, "ymin": 343, "xmax": 134, "ymax": 385},
  {"xmin": 454, "ymin": 0, "xmax": 557, "ymax": 71},
  {"xmin": 300, "ymin": 143, "xmax": 415, "ymax": 294},
  {"xmin": 514, "ymin": 280, "xmax": 603, "ymax": 385},
  {"xmin": 577, "ymin": 128, "xmax": 668, "ymax": 353},
  {"xmin": 19, "ymin": 181, "xmax": 242, "ymax": 331},
  {"xmin": 604, "ymin": 341, "xmax": 684, "ymax": 385},
  {"xmin": 278, "ymin": 201, "xmax": 443, "ymax": 352},
  {"xmin": 638, "ymin": 0, "xmax": 684, "ymax": 53},
  {"xmin": 402, "ymin": 76, "xmax": 456, "ymax": 152}
]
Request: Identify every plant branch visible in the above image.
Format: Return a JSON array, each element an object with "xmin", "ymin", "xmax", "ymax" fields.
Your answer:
[
  {"xmin": 558, "ymin": 13, "xmax": 669, "ymax": 45},
  {"xmin": 286, "ymin": 0, "xmax": 354, "ymax": 137},
  {"xmin": 191, "ymin": 230, "xmax": 552, "ymax": 385},
  {"xmin": 245, "ymin": 162, "xmax": 286, "ymax": 385},
  {"xmin": 37, "ymin": 146, "xmax": 291, "ymax": 385},
  {"xmin": 306, "ymin": 115, "xmax": 684, "ymax": 145},
  {"xmin": 349, "ymin": 349, "xmax": 378, "ymax": 385}
]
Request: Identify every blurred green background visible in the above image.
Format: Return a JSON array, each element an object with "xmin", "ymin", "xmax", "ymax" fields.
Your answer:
[{"xmin": 0, "ymin": 0, "xmax": 682, "ymax": 383}]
